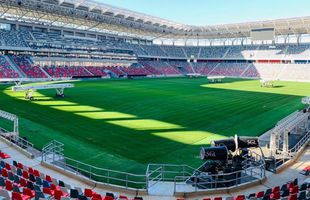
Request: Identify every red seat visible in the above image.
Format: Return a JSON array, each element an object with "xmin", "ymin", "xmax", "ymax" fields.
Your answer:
[
  {"xmin": 12, "ymin": 192, "xmax": 31, "ymax": 200},
  {"xmin": 92, "ymin": 193, "xmax": 103, "ymax": 200},
  {"xmin": 0, "ymin": 152, "xmax": 10, "ymax": 159},
  {"xmin": 256, "ymin": 191, "xmax": 264, "ymax": 198},
  {"xmin": 5, "ymin": 163, "xmax": 11, "ymax": 170},
  {"xmin": 50, "ymin": 183, "xmax": 60, "ymax": 190},
  {"xmin": 288, "ymin": 193, "xmax": 297, "ymax": 200},
  {"xmin": 119, "ymin": 195, "xmax": 129, "ymax": 200},
  {"xmin": 214, "ymin": 197, "xmax": 222, "ymax": 200},
  {"xmin": 5, "ymin": 180, "xmax": 13, "ymax": 191},
  {"xmin": 270, "ymin": 192, "xmax": 280, "ymax": 199},
  {"xmin": 45, "ymin": 175, "xmax": 53, "ymax": 182},
  {"xmin": 202, "ymin": 198, "xmax": 211, "ymax": 200},
  {"xmin": 22, "ymin": 171, "xmax": 29, "ymax": 179},
  {"xmin": 287, "ymin": 182, "xmax": 294, "ymax": 189},
  {"xmin": 272, "ymin": 186, "xmax": 280, "ymax": 193},
  {"xmin": 289, "ymin": 185, "xmax": 298, "ymax": 194},
  {"xmin": 104, "ymin": 196, "xmax": 114, "ymax": 200},
  {"xmin": 234, "ymin": 195, "xmax": 245, "ymax": 200},
  {"xmin": 1, "ymin": 168, "xmax": 8, "ymax": 177},
  {"xmin": 27, "ymin": 167, "xmax": 34, "ymax": 174},
  {"xmin": 33, "ymin": 169, "xmax": 40, "ymax": 177},
  {"xmin": 17, "ymin": 163, "xmax": 24, "ymax": 170},
  {"xmin": 54, "ymin": 189, "xmax": 68, "ymax": 200},
  {"xmin": 43, "ymin": 187, "xmax": 54, "ymax": 195},
  {"xmin": 20, "ymin": 178, "xmax": 27, "ymax": 187},
  {"xmin": 84, "ymin": 188, "xmax": 95, "ymax": 197},
  {"xmin": 23, "ymin": 187, "xmax": 35, "ymax": 198}
]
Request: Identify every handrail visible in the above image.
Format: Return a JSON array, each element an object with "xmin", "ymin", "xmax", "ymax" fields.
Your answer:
[
  {"xmin": 0, "ymin": 127, "xmax": 34, "ymax": 150},
  {"xmin": 42, "ymin": 140, "xmax": 147, "ymax": 189},
  {"xmin": 173, "ymin": 163, "xmax": 265, "ymax": 192},
  {"xmin": 288, "ymin": 131, "xmax": 310, "ymax": 154}
]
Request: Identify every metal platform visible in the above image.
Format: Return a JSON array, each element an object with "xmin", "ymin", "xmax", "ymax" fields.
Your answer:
[{"xmin": 12, "ymin": 83, "xmax": 75, "ymax": 100}]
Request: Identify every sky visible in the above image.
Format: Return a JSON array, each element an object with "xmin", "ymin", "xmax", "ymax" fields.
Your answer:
[{"xmin": 98, "ymin": 0, "xmax": 310, "ymax": 26}]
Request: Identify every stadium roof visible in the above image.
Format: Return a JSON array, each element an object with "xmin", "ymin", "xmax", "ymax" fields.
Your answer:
[{"xmin": 1, "ymin": 0, "xmax": 310, "ymax": 40}]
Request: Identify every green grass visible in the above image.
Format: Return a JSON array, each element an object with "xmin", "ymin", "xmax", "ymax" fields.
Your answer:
[{"xmin": 0, "ymin": 77, "xmax": 309, "ymax": 176}]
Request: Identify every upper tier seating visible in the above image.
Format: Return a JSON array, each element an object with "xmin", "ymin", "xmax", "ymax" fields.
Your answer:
[
  {"xmin": 0, "ymin": 30, "xmax": 27, "ymax": 47},
  {"xmin": 184, "ymin": 47, "xmax": 200, "ymax": 58},
  {"xmin": 4, "ymin": 29, "xmax": 310, "ymax": 60},
  {"xmin": 200, "ymin": 46, "xmax": 230, "ymax": 58},
  {"xmin": 139, "ymin": 45, "xmax": 167, "ymax": 57},
  {"xmin": 161, "ymin": 46, "xmax": 186, "ymax": 57},
  {"xmin": 225, "ymin": 46, "xmax": 258, "ymax": 59},
  {"xmin": 131, "ymin": 44, "xmax": 149, "ymax": 56}
]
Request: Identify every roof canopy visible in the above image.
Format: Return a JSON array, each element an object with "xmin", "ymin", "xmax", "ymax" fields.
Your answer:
[{"xmin": 1, "ymin": 0, "xmax": 310, "ymax": 40}]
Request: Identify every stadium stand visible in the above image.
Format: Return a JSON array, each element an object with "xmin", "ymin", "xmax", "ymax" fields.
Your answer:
[
  {"xmin": 192, "ymin": 62, "xmax": 219, "ymax": 75},
  {"xmin": 225, "ymin": 45, "xmax": 258, "ymax": 59},
  {"xmin": 43, "ymin": 65, "xmax": 92, "ymax": 78},
  {"xmin": 119, "ymin": 64, "xmax": 151, "ymax": 76},
  {"xmin": 140, "ymin": 61, "xmax": 162, "ymax": 75},
  {"xmin": 168, "ymin": 61, "xmax": 194, "ymax": 74},
  {"xmin": 209, "ymin": 62, "xmax": 250, "ymax": 77},
  {"xmin": 0, "ymin": 147, "xmax": 308, "ymax": 200},
  {"xmin": 242, "ymin": 64, "xmax": 260, "ymax": 78},
  {"xmin": 0, "ymin": 55, "xmax": 20, "ymax": 78},
  {"xmin": 0, "ymin": 30, "xmax": 27, "ymax": 47},
  {"xmin": 139, "ymin": 45, "xmax": 167, "ymax": 57},
  {"xmin": 103, "ymin": 66, "xmax": 126, "ymax": 77},
  {"xmin": 161, "ymin": 46, "xmax": 186, "ymax": 58},
  {"xmin": 184, "ymin": 47, "xmax": 200, "ymax": 58},
  {"xmin": 199, "ymin": 46, "xmax": 230, "ymax": 58},
  {"xmin": 1, "ymin": 2, "xmax": 310, "ymax": 200},
  {"xmin": 141, "ymin": 61, "xmax": 182, "ymax": 75},
  {"xmin": 10, "ymin": 55, "xmax": 47, "ymax": 78},
  {"xmin": 85, "ymin": 66, "xmax": 109, "ymax": 77}
]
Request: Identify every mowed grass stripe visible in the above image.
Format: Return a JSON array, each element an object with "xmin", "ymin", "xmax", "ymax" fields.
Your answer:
[{"xmin": 0, "ymin": 77, "xmax": 309, "ymax": 173}]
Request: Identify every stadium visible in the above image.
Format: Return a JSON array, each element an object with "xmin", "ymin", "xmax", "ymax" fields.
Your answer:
[{"xmin": 0, "ymin": 0, "xmax": 309, "ymax": 199}]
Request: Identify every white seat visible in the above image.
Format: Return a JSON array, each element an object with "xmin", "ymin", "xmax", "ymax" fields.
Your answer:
[
  {"xmin": 64, "ymin": 183, "xmax": 71, "ymax": 190},
  {"xmin": 0, "ymin": 189, "xmax": 10, "ymax": 200},
  {"xmin": 52, "ymin": 178, "xmax": 58, "ymax": 185}
]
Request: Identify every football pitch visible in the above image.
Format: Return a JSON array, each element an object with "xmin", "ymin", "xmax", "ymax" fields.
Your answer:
[{"xmin": 0, "ymin": 77, "xmax": 309, "ymax": 174}]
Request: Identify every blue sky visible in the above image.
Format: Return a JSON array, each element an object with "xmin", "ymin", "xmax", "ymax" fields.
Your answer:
[{"xmin": 98, "ymin": 0, "xmax": 310, "ymax": 26}]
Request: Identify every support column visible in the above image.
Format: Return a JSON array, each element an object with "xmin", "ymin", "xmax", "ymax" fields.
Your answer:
[
  {"xmin": 270, "ymin": 131, "xmax": 277, "ymax": 156},
  {"xmin": 283, "ymin": 130, "xmax": 289, "ymax": 156}
]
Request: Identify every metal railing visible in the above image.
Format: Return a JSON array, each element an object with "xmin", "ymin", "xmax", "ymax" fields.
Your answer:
[
  {"xmin": 42, "ymin": 140, "xmax": 64, "ymax": 162},
  {"xmin": 0, "ymin": 128, "xmax": 34, "ymax": 152},
  {"xmin": 173, "ymin": 163, "xmax": 265, "ymax": 193},
  {"xmin": 146, "ymin": 163, "xmax": 199, "ymax": 189},
  {"xmin": 41, "ymin": 140, "xmax": 146, "ymax": 189},
  {"xmin": 40, "ymin": 139, "xmax": 270, "ymax": 192},
  {"xmin": 288, "ymin": 131, "xmax": 310, "ymax": 155}
]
